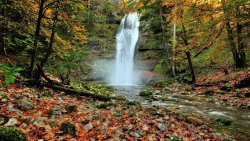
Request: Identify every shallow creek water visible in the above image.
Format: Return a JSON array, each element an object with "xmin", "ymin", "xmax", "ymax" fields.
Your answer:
[{"xmin": 113, "ymin": 86, "xmax": 250, "ymax": 140}]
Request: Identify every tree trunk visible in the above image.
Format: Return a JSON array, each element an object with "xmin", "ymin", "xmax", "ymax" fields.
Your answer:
[
  {"xmin": 29, "ymin": 0, "xmax": 46, "ymax": 77},
  {"xmin": 221, "ymin": 0, "xmax": 245, "ymax": 68},
  {"xmin": 236, "ymin": 22, "xmax": 246, "ymax": 68},
  {"xmin": 186, "ymin": 51, "xmax": 196, "ymax": 85},
  {"xmin": 35, "ymin": 0, "xmax": 60, "ymax": 82},
  {"xmin": 181, "ymin": 24, "xmax": 196, "ymax": 85}
]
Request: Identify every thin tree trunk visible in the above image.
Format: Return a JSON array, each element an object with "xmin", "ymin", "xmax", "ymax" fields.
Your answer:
[
  {"xmin": 221, "ymin": 0, "xmax": 244, "ymax": 68},
  {"xmin": 29, "ymin": 0, "xmax": 46, "ymax": 77},
  {"xmin": 186, "ymin": 51, "xmax": 196, "ymax": 84},
  {"xmin": 172, "ymin": 4, "xmax": 177, "ymax": 77},
  {"xmin": 236, "ymin": 22, "xmax": 246, "ymax": 68},
  {"xmin": 181, "ymin": 24, "xmax": 196, "ymax": 85},
  {"xmin": 35, "ymin": 0, "xmax": 60, "ymax": 82}
]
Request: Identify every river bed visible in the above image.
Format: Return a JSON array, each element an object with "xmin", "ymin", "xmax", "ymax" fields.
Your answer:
[{"xmin": 113, "ymin": 86, "xmax": 250, "ymax": 140}]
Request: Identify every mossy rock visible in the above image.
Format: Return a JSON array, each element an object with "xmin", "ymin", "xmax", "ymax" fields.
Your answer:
[
  {"xmin": 204, "ymin": 90, "xmax": 214, "ymax": 96},
  {"xmin": 220, "ymin": 83, "xmax": 232, "ymax": 92},
  {"xmin": 244, "ymin": 92, "xmax": 250, "ymax": 98},
  {"xmin": 216, "ymin": 117, "xmax": 232, "ymax": 126},
  {"xmin": 127, "ymin": 101, "xmax": 136, "ymax": 106},
  {"xmin": 139, "ymin": 91, "xmax": 153, "ymax": 97},
  {"xmin": 0, "ymin": 127, "xmax": 26, "ymax": 141},
  {"xmin": 96, "ymin": 103, "xmax": 109, "ymax": 109},
  {"xmin": 65, "ymin": 105, "xmax": 77, "ymax": 113},
  {"xmin": 234, "ymin": 92, "xmax": 242, "ymax": 98},
  {"xmin": 39, "ymin": 90, "xmax": 53, "ymax": 97},
  {"xmin": 60, "ymin": 122, "xmax": 76, "ymax": 136}
]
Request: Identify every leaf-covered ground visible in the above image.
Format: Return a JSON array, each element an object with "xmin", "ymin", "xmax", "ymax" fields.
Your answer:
[
  {"xmin": 174, "ymin": 70, "xmax": 250, "ymax": 109},
  {"xmin": 0, "ymin": 83, "xmax": 231, "ymax": 141}
]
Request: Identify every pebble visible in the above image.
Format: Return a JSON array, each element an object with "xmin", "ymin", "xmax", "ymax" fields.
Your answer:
[
  {"xmin": 83, "ymin": 123, "xmax": 93, "ymax": 130},
  {"xmin": 17, "ymin": 99, "xmax": 34, "ymax": 111},
  {"xmin": 123, "ymin": 125, "xmax": 133, "ymax": 131},
  {"xmin": 4, "ymin": 118, "xmax": 19, "ymax": 127},
  {"xmin": 157, "ymin": 123, "xmax": 166, "ymax": 131},
  {"xmin": 129, "ymin": 132, "xmax": 141, "ymax": 138},
  {"xmin": 163, "ymin": 116, "xmax": 170, "ymax": 120}
]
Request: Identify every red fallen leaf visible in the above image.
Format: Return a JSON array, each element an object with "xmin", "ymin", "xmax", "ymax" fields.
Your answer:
[
  {"xmin": 160, "ymin": 138, "xmax": 165, "ymax": 141},
  {"xmin": 183, "ymin": 137, "xmax": 191, "ymax": 141}
]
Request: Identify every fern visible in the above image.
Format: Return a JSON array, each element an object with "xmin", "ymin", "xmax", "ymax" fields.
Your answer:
[{"xmin": 0, "ymin": 64, "xmax": 22, "ymax": 86}]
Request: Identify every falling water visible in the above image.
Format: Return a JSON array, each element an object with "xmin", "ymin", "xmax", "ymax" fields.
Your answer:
[{"xmin": 110, "ymin": 12, "xmax": 140, "ymax": 85}]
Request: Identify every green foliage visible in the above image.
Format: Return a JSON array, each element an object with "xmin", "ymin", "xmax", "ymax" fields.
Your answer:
[
  {"xmin": 0, "ymin": 64, "xmax": 22, "ymax": 86},
  {"xmin": 0, "ymin": 127, "xmax": 26, "ymax": 141}
]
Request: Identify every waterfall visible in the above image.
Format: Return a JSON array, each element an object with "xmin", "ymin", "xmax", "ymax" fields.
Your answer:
[{"xmin": 110, "ymin": 12, "xmax": 140, "ymax": 85}]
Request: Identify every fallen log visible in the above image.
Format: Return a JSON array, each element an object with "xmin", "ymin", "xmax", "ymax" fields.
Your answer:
[{"xmin": 0, "ymin": 114, "xmax": 9, "ymax": 126}]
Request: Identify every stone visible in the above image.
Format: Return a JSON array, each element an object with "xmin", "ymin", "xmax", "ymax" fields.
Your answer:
[
  {"xmin": 138, "ymin": 130, "xmax": 145, "ymax": 136},
  {"xmin": 235, "ymin": 76, "xmax": 250, "ymax": 88},
  {"xmin": 156, "ymin": 123, "xmax": 166, "ymax": 131},
  {"xmin": 0, "ymin": 126, "xmax": 26, "ymax": 141},
  {"xmin": 17, "ymin": 99, "xmax": 34, "ymax": 111},
  {"xmin": 139, "ymin": 91, "xmax": 153, "ymax": 97},
  {"xmin": 163, "ymin": 116, "xmax": 170, "ymax": 121},
  {"xmin": 83, "ymin": 123, "xmax": 93, "ymax": 131},
  {"xmin": 204, "ymin": 90, "xmax": 214, "ymax": 96},
  {"xmin": 246, "ymin": 104, "xmax": 250, "ymax": 110},
  {"xmin": 65, "ymin": 105, "xmax": 77, "ymax": 113},
  {"xmin": 216, "ymin": 117, "xmax": 232, "ymax": 126},
  {"xmin": 19, "ymin": 116, "xmax": 33, "ymax": 124},
  {"xmin": 4, "ymin": 118, "xmax": 19, "ymax": 127},
  {"xmin": 186, "ymin": 116, "xmax": 203, "ymax": 125},
  {"xmin": 49, "ymin": 107, "xmax": 62, "ymax": 119},
  {"xmin": 35, "ymin": 117, "xmax": 48, "ymax": 122},
  {"xmin": 129, "ymin": 132, "xmax": 141, "ymax": 138},
  {"xmin": 60, "ymin": 122, "xmax": 76, "ymax": 136},
  {"xmin": 244, "ymin": 92, "xmax": 250, "ymax": 98},
  {"xmin": 1, "ymin": 98, "xmax": 8, "ymax": 102},
  {"xmin": 114, "ymin": 130, "xmax": 123, "ymax": 138},
  {"xmin": 0, "ymin": 91, "xmax": 8, "ymax": 97},
  {"xmin": 123, "ymin": 125, "xmax": 133, "ymax": 131},
  {"xmin": 34, "ymin": 121, "xmax": 46, "ymax": 129}
]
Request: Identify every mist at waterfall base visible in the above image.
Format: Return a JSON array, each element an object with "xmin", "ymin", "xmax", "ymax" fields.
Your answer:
[{"xmin": 92, "ymin": 13, "xmax": 141, "ymax": 86}]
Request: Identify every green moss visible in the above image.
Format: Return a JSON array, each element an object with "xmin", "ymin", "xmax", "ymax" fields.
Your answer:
[
  {"xmin": 204, "ymin": 90, "xmax": 214, "ymax": 96},
  {"xmin": 96, "ymin": 103, "xmax": 109, "ymax": 109},
  {"xmin": 65, "ymin": 105, "xmax": 77, "ymax": 113},
  {"xmin": 49, "ymin": 121, "xmax": 57, "ymax": 127},
  {"xmin": 113, "ymin": 110, "xmax": 122, "ymax": 117},
  {"xmin": 139, "ymin": 91, "xmax": 153, "ymax": 97},
  {"xmin": 127, "ymin": 101, "xmax": 136, "ymax": 106},
  {"xmin": 60, "ymin": 122, "xmax": 76, "ymax": 136},
  {"xmin": 234, "ymin": 92, "xmax": 242, "ymax": 98},
  {"xmin": 216, "ymin": 117, "xmax": 232, "ymax": 126},
  {"xmin": 220, "ymin": 83, "xmax": 232, "ymax": 92},
  {"xmin": 0, "ymin": 127, "xmax": 26, "ymax": 141},
  {"xmin": 40, "ymin": 90, "xmax": 53, "ymax": 97}
]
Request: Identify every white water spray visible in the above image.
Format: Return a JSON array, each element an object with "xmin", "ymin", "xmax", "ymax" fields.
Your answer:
[{"xmin": 110, "ymin": 12, "xmax": 140, "ymax": 85}]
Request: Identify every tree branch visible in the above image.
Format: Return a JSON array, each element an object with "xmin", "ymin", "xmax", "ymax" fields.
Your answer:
[{"xmin": 194, "ymin": 27, "xmax": 223, "ymax": 57}]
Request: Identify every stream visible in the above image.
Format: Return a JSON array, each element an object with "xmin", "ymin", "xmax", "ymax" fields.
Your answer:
[{"xmin": 113, "ymin": 86, "xmax": 250, "ymax": 140}]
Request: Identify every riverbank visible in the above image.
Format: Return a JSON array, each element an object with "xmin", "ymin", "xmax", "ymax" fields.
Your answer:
[{"xmin": 0, "ymin": 83, "xmax": 231, "ymax": 140}]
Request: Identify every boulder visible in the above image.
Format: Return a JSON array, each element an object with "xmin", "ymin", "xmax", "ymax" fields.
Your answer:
[
  {"xmin": 0, "ymin": 126, "xmax": 26, "ymax": 141},
  {"xmin": 60, "ymin": 122, "xmax": 76, "ymax": 136},
  {"xmin": 17, "ymin": 99, "xmax": 34, "ymax": 111}
]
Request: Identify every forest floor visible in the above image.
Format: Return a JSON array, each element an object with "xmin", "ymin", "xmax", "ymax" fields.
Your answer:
[
  {"xmin": 1, "ymin": 82, "xmax": 232, "ymax": 141},
  {"xmin": 175, "ymin": 69, "xmax": 250, "ymax": 109},
  {"xmin": 0, "ymin": 69, "xmax": 249, "ymax": 140}
]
